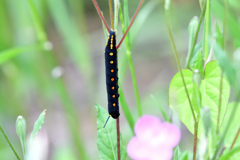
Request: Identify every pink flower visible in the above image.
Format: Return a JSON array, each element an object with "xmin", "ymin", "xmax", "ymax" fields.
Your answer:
[{"xmin": 127, "ymin": 115, "xmax": 181, "ymax": 160}]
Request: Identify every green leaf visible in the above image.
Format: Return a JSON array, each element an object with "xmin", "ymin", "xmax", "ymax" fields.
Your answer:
[
  {"xmin": 96, "ymin": 104, "xmax": 127, "ymax": 160},
  {"xmin": 186, "ymin": 16, "xmax": 199, "ymax": 67},
  {"xmin": 211, "ymin": 39, "xmax": 238, "ymax": 90},
  {"xmin": 191, "ymin": 51, "xmax": 204, "ymax": 77},
  {"xmin": 0, "ymin": 44, "xmax": 42, "ymax": 65},
  {"xmin": 173, "ymin": 146, "xmax": 189, "ymax": 160},
  {"xmin": 219, "ymin": 145, "xmax": 240, "ymax": 160},
  {"xmin": 16, "ymin": 116, "xmax": 27, "ymax": 158},
  {"xmin": 212, "ymin": 0, "xmax": 240, "ymax": 48},
  {"xmin": 221, "ymin": 102, "xmax": 240, "ymax": 147},
  {"xmin": 169, "ymin": 61, "xmax": 230, "ymax": 138},
  {"xmin": 30, "ymin": 109, "xmax": 46, "ymax": 139},
  {"xmin": 151, "ymin": 95, "xmax": 170, "ymax": 122},
  {"xmin": 215, "ymin": 23, "xmax": 224, "ymax": 49},
  {"xmin": 173, "ymin": 146, "xmax": 181, "ymax": 160}
]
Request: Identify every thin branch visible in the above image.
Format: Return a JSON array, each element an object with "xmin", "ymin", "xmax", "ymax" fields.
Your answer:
[
  {"xmin": 193, "ymin": 122, "xmax": 199, "ymax": 160},
  {"xmin": 230, "ymin": 126, "xmax": 240, "ymax": 150},
  {"xmin": 117, "ymin": 0, "xmax": 144, "ymax": 49},
  {"xmin": 92, "ymin": 0, "xmax": 110, "ymax": 32}
]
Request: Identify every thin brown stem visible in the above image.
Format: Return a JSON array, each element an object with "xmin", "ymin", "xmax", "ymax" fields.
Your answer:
[
  {"xmin": 193, "ymin": 121, "xmax": 199, "ymax": 160},
  {"xmin": 117, "ymin": 0, "xmax": 144, "ymax": 49},
  {"xmin": 92, "ymin": 0, "xmax": 110, "ymax": 32},
  {"xmin": 230, "ymin": 126, "xmax": 240, "ymax": 150},
  {"xmin": 116, "ymin": 118, "xmax": 120, "ymax": 160},
  {"xmin": 109, "ymin": 0, "xmax": 114, "ymax": 29}
]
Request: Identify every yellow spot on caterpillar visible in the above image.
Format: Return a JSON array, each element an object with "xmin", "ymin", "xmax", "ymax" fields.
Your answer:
[
  {"xmin": 111, "ymin": 78, "xmax": 114, "ymax": 81},
  {"xmin": 111, "ymin": 35, "xmax": 113, "ymax": 38},
  {"xmin": 110, "ymin": 44, "xmax": 113, "ymax": 49},
  {"xmin": 112, "ymin": 95, "xmax": 115, "ymax": 98},
  {"xmin": 110, "ymin": 52, "xmax": 113, "ymax": 56},
  {"xmin": 110, "ymin": 61, "xmax": 113, "ymax": 64},
  {"xmin": 111, "ymin": 69, "xmax": 114, "ymax": 73},
  {"xmin": 113, "ymin": 103, "xmax": 116, "ymax": 107},
  {"xmin": 112, "ymin": 86, "xmax": 115, "ymax": 90}
]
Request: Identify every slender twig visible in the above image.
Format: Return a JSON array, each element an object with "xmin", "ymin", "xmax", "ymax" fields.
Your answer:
[
  {"xmin": 186, "ymin": 2, "xmax": 206, "ymax": 68},
  {"xmin": 116, "ymin": 118, "xmax": 120, "ymax": 160},
  {"xmin": 92, "ymin": 0, "xmax": 110, "ymax": 32},
  {"xmin": 117, "ymin": 0, "xmax": 144, "ymax": 49},
  {"xmin": 193, "ymin": 122, "xmax": 199, "ymax": 160},
  {"xmin": 109, "ymin": 0, "xmax": 114, "ymax": 29},
  {"xmin": 0, "ymin": 124, "xmax": 21, "ymax": 160},
  {"xmin": 230, "ymin": 126, "xmax": 240, "ymax": 150}
]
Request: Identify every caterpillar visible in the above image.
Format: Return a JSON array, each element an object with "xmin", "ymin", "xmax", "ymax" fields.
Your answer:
[
  {"xmin": 92, "ymin": 0, "xmax": 144, "ymax": 120},
  {"xmin": 105, "ymin": 30, "xmax": 120, "ymax": 119}
]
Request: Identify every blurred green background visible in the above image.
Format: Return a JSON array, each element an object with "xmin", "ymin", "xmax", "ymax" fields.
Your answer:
[{"xmin": 0, "ymin": 0, "xmax": 239, "ymax": 159}]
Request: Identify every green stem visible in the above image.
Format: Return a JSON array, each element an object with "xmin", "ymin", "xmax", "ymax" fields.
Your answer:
[
  {"xmin": 0, "ymin": 124, "xmax": 21, "ymax": 160},
  {"xmin": 119, "ymin": 3, "xmax": 143, "ymax": 117},
  {"xmin": 204, "ymin": 0, "xmax": 210, "ymax": 60},
  {"xmin": 165, "ymin": 5, "xmax": 197, "ymax": 122},
  {"xmin": 186, "ymin": 2, "xmax": 207, "ymax": 68},
  {"xmin": 217, "ymin": 71, "xmax": 223, "ymax": 134},
  {"xmin": 217, "ymin": 0, "xmax": 228, "ymax": 135}
]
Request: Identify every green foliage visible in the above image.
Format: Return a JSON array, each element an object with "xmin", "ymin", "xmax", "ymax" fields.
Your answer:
[
  {"xmin": 16, "ymin": 116, "xmax": 27, "ymax": 159},
  {"xmin": 96, "ymin": 104, "xmax": 127, "ymax": 160},
  {"xmin": 221, "ymin": 102, "xmax": 240, "ymax": 147},
  {"xmin": 30, "ymin": 109, "xmax": 46, "ymax": 139},
  {"xmin": 173, "ymin": 146, "xmax": 189, "ymax": 160},
  {"xmin": 169, "ymin": 61, "xmax": 230, "ymax": 138}
]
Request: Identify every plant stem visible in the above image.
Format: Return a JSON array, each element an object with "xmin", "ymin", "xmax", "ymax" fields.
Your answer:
[
  {"xmin": 165, "ymin": 3, "xmax": 196, "ymax": 123},
  {"xmin": 230, "ymin": 126, "xmax": 240, "ymax": 150},
  {"xmin": 204, "ymin": 0, "xmax": 210, "ymax": 60},
  {"xmin": 119, "ymin": 2, "xmax": 143, "ymax": 117},
  {"xmin": 186, "ymin": 2, "xmax": 207, "ymax": 68},
  {"xmin": 193, "ymin": 121, "xmax": 199, "ymax": 160},
  {"xmin": 0, "ymin": 124, "xmax": 21, "ymax": 160},
  {"xmin": 217, "ymin": 71, "xmax": 223, "ymax": 134},
  {"xmin": 217, "ymin": 0, "xmax": 228, "ymax": 135},
  {"xmin": 109, "ymin": 0, "xmax": 114, "ymax": 29},
  {"xmin": 116, "ymin": 118, "xmax": 120, "ymax": 160},
  {"xmin": 165, "ymin": 1, "xmax": 198, "ymax": 158}
]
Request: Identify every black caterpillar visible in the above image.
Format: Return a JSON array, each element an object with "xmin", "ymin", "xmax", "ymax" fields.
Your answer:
[
  {"xmin": 105, "ymin": 30, "xmax": 120, "ymax": 119},
  {"xmin": 92, "ymin": 0, "xmax": 144, "ymax": 122}
]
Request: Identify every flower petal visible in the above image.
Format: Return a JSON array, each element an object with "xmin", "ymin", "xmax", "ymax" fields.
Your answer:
[
  {"xmin": 134, "ymin": 115, "xmax": 162, "ymax": 141},
  {"xmin": 127, "ymin": 137, "xmax": 149, "ymax": 160},
  {"xmin": 161, "ymin": 123, "xmax": 181, "ymax": 147}
]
